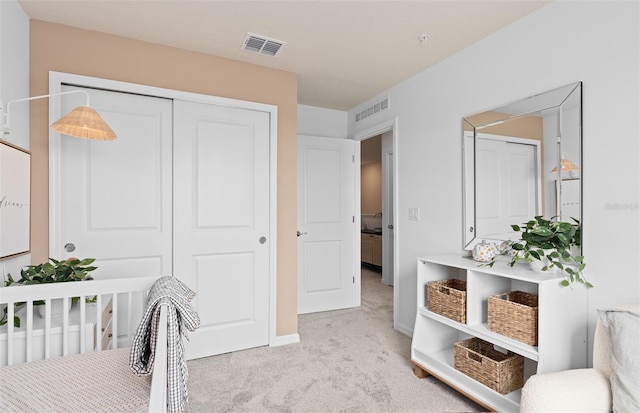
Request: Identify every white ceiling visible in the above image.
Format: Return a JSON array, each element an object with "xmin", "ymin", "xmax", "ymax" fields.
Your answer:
[{"xmin": 18, "ymin": 0, "xmax": 550, "ymax": 111}]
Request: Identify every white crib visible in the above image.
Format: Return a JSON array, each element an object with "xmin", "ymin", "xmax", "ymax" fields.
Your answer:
[{"xmin": 0, "ymin": 276, "xmax": 168, "ymax": 412}]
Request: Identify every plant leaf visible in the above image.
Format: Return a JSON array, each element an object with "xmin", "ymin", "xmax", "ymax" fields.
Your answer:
[{"xmin": 531, "ymin": 227, "xmax": 553, "ymax": 237}]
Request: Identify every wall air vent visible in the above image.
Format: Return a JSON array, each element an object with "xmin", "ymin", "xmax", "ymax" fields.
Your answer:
[
  {"xmin": 355, "ymin": 97, "xmax": 390, "ymax": 123},
  {"xmin": 242, "ymin": 33, "xmax": 286, "ymax": 57}
]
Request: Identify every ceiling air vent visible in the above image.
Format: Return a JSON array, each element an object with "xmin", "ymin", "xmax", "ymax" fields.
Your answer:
[
  {"xmin": 242, "ymin": 33, "xmax": 286, "ymax": 57},
  {"xmin": 355, "ymin": 97, "xmax": 390, "ymax": 123}
]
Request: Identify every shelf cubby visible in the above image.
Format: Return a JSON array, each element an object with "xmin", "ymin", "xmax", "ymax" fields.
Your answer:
[{"xmin": 411, "ymin": 254, "xmax": 587, "ymax": 412}]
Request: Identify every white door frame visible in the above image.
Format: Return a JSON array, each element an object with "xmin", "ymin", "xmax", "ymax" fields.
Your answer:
[
  {"xmin": 47, "ymin": 71, "xmax": 280, "ymax": 346},
  {"xmin": 353, "ymin": 118, "xmax": 399, "ymax": 331},
  {"xmin": 381, "ymin": 132, "xmax": 394, "ymax": 286}
]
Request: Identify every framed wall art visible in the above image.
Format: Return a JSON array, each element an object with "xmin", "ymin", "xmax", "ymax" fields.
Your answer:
[{"xmin": 0, "ymin": 140, "xmax": 31, "ymax": 259}]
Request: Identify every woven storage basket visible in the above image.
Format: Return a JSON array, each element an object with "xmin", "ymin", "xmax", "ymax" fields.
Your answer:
[
  {"xmin": 488, "ymin": 291, "xmax": 539, "ymax": 346},
  {"xmin": 454, "ymin": 337, "xmax": 524, "ymax": 395},
  {"xmin": 426, "ymin": 279, "xmax": 466, "ymax": 323}
]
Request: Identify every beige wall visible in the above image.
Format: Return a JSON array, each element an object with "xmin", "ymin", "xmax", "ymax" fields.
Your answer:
[
  {"xmin": 361, "ymin": 135, "xmax": 382, "ymax": 214},
  {"xmin": 463, "ymin": 111, "xmax": 543, "ymax": 140},
  {"xmin": 29, "ymin": 20, "xmax": 298, "ymax": 336},
  {"xmin": 361, "ymin": 164, "xmax": 382, "ymax": 215}
]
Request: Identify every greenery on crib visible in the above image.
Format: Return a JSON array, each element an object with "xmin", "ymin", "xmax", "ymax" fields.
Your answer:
[{"xmin": 1, "ymin": 258, "xmax": 97, "ymax": 327}]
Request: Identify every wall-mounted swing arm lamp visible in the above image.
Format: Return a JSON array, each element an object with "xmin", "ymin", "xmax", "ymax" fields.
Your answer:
[
  {"xmin": 550, "ymin": 157, "xmax": 580, "ymax": 173},
  {"xmin": 1, "ymin": 90, "xmax": 117, "ymax": 140}
]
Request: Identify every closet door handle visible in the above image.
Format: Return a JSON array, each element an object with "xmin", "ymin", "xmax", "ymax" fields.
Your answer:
[{"xmin": 259, "ymin": 236, "xmax": 267, "ymax": 244}]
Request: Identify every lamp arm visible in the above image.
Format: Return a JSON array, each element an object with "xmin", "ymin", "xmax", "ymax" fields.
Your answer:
[{"xmin": 2, "ymin": 89, "xmax": 90, "ymax": 135}]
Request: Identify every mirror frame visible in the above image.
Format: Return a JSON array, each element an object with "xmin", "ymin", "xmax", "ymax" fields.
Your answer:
[{"xmin": 462, "ymin": 82, "xmax": 583, "ymax": 251}]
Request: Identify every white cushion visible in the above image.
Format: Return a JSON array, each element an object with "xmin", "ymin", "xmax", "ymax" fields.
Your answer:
[
  {"xmin": 592, "ymin": 315, "xmax": 613, "ymax": 379},
  {"xmin": 597, "ymin": 307, "xmax": 640, "ymax": 413},
  {"xmin": 520, "ymin": 369, "xmax": 611, "ymax": 413}
]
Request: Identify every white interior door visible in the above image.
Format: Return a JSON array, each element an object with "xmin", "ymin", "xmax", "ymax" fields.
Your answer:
[
  {"xmin": 475, "ymin": 134, "xmax": 539, "ymax": 240},
  {"xmin": 297, "ymin": 135, "xmax": 357, "ymax": 314},
  {"xmin": 173, "ymin": 100, "xmax": 271, "ymax": 359},
  {"xmin": 53, "ymin": 85, "xmax": 173, "ymax": 341}
]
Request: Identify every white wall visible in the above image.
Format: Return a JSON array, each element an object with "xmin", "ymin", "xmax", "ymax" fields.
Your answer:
[
  {"xmin": 297, "ymin": 104, "xmax": 348, "ymax": 138},
  {"xmin": 0, "ymin": 0, "xmax": 31, "ymax": 280},
  {"xmin": 349, "ymin": 0, "xmax": 640, "ymax": 359},
  {"xmin": 1, "ymin": 0, "xmax": 29, "ymax": 149}
]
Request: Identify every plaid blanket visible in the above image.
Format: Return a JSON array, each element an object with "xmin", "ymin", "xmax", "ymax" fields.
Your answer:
[{"xmin": 129, "ymin": 276, "xmax": 200, "ymax": 413}]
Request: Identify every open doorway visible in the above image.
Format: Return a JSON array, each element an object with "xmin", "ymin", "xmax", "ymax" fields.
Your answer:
[
  {"xmin": 360, "ymin": 135, "xmax": 392, "ymax": 284},
  {"xmin": 356, "ymin": 119, "xmax": 396, "ymax": 327}
]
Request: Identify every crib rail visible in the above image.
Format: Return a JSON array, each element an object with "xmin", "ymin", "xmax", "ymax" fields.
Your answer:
[
  {"xmin": 0, "ymin": 276, "xmax": 159, "ymax": 366},
  {"xmin": 149, "ymin": 304, "xmax": 168, "ymax": 413}
]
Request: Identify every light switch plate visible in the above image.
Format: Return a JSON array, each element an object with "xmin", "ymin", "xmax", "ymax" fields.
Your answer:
[{"xmin": 409, "ymin": 207, "xmax": 420, "ymax": 221}]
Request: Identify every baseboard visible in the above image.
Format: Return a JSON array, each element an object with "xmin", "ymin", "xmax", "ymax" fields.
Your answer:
[
  {"xmin": 270, "ymin": 333, "xmax": 300, "ymax": 347},
  {"xmin": 395, "ymin": 323, "xmax": 413, "ymax": 337}
]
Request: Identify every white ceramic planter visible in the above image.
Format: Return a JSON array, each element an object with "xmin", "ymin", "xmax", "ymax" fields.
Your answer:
[
  {"xmin": 529, "ymin": 249, "xmax": 558, "ymax": 273},
  {"xmin": 529, "ymin": 258, "xmax": 550, "ymax": 273}
]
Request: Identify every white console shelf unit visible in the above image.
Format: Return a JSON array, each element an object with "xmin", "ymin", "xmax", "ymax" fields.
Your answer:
[{"xmin": 411, "ymin": 254, "xmax": 587, "ymax": 412}]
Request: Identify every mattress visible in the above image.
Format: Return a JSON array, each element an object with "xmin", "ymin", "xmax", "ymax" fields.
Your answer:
[{"xmin": 0, "ymin": 347, "xmax": 150, "ymax": 413}]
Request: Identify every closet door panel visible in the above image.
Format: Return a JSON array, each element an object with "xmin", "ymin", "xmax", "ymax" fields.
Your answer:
[
  {"xmin": 173, "ymin": 100, "xmax": 270, "ymax": 359},
  {"xmin": 56, "ymin": 86, "xmax": 173, "ymax": 277},
  {"xmin": 54, "ymin": 86, "xmax": 173, "ymax": 344},
  {"xmin": 195, "ymin": 121, "xmax": 254, "ymax": 227}
]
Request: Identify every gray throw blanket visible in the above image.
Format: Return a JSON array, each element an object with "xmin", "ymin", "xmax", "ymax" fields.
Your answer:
[{"xmin": 130, "ymin": 276, "xmax": 200, "ymax": 413}]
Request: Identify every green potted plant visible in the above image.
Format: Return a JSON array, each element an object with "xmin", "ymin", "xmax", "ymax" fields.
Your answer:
[
  {"xmin": 507, "ymin": 216, "xmax": 591, "ymax": 288},
  {"xmin": 1, "ymin": 257, "xmax": 97, "ymax": 327}
]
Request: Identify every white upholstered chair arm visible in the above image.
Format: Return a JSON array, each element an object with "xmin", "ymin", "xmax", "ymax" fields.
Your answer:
[{"xmin": 520, "ymin": 368, "xmax": 611, "ymax": 413}]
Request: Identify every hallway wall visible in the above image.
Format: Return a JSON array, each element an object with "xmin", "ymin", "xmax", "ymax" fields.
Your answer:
[{"xmin": 348, "ymin": 1, "xmax": 640, "ymax": 355}]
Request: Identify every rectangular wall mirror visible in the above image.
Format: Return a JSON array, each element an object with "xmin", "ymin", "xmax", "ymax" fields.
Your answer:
[{"xmin": 462, "ymin": 82, "xmax": 582, "ymax": 251}]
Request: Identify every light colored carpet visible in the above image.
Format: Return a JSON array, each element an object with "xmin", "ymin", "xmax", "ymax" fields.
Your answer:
[{"xmin": 185, "ymin": 268, "xmax": 484, "ymax": 413}]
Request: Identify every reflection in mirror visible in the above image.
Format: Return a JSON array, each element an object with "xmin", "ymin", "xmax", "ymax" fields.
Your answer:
[{"xmin": 462, "ymin": 82, "xmax": 582, "ymax": 251}]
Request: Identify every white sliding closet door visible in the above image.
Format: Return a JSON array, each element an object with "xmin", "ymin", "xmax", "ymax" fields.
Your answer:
[
  {"xmin": 54, "ymin": 85, "xmax": 173, "ymax": 343},
  {"xmin": 55, "ymin": 86, "xmax": 173, "ymax": 280},
  {"xmin": 53, "ymin": 80, "xmax": 273, "ymax": 357},
  {"xmin": 475, "ymin": 136, "xmax": 539, "ymax": 241},
  {"xmin": 173, "ymin": 100, "xmax": 271, "ymax": 359}
]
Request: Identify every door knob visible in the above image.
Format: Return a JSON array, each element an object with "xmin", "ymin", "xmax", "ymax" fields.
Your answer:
[
  {"xmin": 387, "ymin": 224, "xmax": 394, "ymax": 229},
  {"xmin": 259, "ymin": 236, "xmax": 267, "ymax": 244},
  {"xmin": 297, "ymin": 231, "xmax": 308, "ymax": 237},
  {"xmin": 64, "ymin": 243, "xmax": 76, "ymax": 252}
]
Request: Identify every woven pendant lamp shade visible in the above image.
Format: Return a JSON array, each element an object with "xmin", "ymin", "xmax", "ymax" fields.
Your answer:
[
  {"xmin": 50, "ymin": 106, "xmax": 117, "ymax": 140},
  {"xmin": 551, "ymin": 158, "xmax": 579, "ymax": 173}
]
